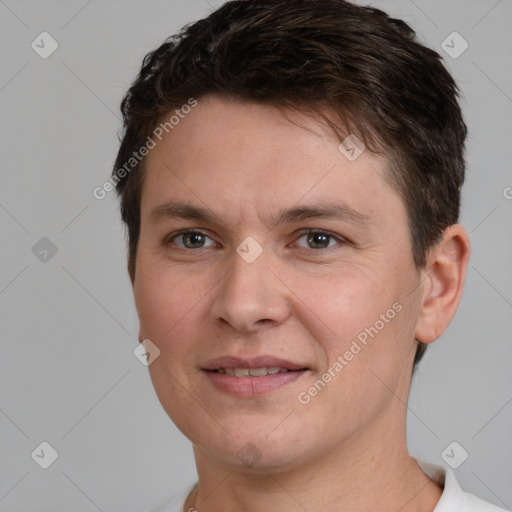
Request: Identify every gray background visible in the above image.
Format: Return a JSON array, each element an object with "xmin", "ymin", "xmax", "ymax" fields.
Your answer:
[{"xmin": 0, "ymin": 0, "xmax": 511, "ymax": 511}]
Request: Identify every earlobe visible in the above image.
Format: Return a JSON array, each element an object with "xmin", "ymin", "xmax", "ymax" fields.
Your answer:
[{"xmin": 414, "ymin": 225, "xmax": 471, "ymax": 344}]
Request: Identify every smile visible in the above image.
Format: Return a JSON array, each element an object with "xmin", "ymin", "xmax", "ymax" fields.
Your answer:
[{"xmin": 212, "ymin": 367, "xmax": 297, "ymax": 376}]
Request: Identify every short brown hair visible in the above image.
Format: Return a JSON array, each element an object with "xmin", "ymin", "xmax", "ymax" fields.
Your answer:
[{"xmin": 113, "ymin": 0, "xmax": 467, "ymax": 368}]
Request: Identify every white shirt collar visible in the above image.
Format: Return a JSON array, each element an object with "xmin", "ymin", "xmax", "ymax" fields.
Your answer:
[{"xmin": 414, "ymin": 457, "xmax": 508, "ymax": 511}]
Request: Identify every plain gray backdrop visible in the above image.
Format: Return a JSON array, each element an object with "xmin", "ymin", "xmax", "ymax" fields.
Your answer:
[{"xmin": 0, "ymin": 0, "xmax": 511, "ymax": 511}]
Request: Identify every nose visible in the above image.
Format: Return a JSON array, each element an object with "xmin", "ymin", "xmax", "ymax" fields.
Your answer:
[{"xmin": 210, "ymin": 248, "xmax": 291, "ymax": 334}]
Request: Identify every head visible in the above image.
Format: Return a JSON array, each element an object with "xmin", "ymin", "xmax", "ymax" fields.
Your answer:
[{"xmin": 113, "ymin": 0, "xmax": 469, "ymax": 471}]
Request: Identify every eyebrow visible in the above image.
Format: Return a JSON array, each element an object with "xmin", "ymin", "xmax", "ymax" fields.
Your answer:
[{"xmin": 149, "ymin": 201, "xmax": 370, "ymax": 228}]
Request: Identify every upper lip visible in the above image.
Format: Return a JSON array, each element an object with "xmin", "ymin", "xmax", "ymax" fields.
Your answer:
[{"xmin": 202, "ymin": 356, "xmax": 308, "ymax": 371}]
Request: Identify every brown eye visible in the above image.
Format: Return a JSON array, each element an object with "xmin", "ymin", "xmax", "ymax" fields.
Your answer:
[
  {"xmin": 295, "ymin": 230, "xmax": 344, "ymax": 250},
  {"xmin": 307, "ymin": 232, "xmax": 330, "ymax": 249}
]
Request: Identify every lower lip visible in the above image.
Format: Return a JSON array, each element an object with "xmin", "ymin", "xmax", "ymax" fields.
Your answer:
[{"xmin": 203, "ymin": 370, "xmax": 307, "ymax": 397}]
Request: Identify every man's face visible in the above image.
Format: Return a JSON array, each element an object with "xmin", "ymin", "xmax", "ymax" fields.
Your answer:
[{"xmin": 133, "ymin": 94, "xmax": 423, "ymax": 470}]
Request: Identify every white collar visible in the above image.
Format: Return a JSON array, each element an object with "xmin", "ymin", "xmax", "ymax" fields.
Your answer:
[{"xmin": 414, "ymin": 457, "xmax": 508, "ymax": 511}]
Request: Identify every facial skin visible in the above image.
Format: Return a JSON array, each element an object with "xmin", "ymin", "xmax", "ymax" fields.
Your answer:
[{"xmin": 133, "ymin": 94, "xmax": 470, "ymax": 512}]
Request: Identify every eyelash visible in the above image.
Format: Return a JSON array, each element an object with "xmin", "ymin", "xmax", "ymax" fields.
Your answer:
[{"xmin": 164, "ymin": 228, "xmax": 347, "ymax": 251}]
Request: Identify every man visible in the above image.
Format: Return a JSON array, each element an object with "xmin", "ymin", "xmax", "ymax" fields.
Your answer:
[{"xmin": 112, "ymin": 1, "xmax": 508, "ymax": 511}]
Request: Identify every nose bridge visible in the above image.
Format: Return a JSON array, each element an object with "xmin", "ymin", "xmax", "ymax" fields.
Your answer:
[{"xmin": 211, "ymin": 243, "xmax": 290, "ymax": 332}]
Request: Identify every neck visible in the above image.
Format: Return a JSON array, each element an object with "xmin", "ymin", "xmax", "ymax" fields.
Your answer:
[{"xmin": 185, "ymin": 407, "xmax": 442, "ymax": 512}]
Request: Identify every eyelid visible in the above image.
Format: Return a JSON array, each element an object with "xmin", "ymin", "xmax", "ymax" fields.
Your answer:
[
  {"xmin": 164, "ymin": 228, "xmax": 217, "ymax": 248},
  {"xmin": 292, "ymin": 228, "xmax": 347, "ymax": 249},
  {"xmin": 163, "ymin": 228, "xmax": 348, "ymax": 250}
]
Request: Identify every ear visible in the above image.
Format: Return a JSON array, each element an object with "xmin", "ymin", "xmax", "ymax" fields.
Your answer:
[{"xmin": 414, "ymin": 224, "xmax": 471, "ymax": 344}]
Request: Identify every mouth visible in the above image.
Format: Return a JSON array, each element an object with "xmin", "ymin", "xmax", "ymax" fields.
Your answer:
[
  {"xmin": 208, "ymin": 367, "xmax": 306, "ymax": 377},
  {"xmin": 202, "ymin": 356, "xmax": 309, "ymax": 397}
]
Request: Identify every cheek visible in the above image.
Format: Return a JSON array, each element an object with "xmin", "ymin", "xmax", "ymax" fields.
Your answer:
[
  {"xmin": 300, "ymin": 265, "xmax": 414, "ymax": 395},
  {"xmin": 133, "ymin": 259, "xmax": 207, "ymax": 433},
  {"xmin": 297, "ymin": 289, "xmax": 412, "ymax": 435},
  {"xmin": 299, "ymin": 268, "xmax": 396, "ymax": 345},
  {"xmin": 133, "ymin": 257, "xmax": 199, "ymax": 344}
]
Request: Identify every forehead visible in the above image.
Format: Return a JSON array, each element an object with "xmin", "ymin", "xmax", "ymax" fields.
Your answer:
[{"xmin": 140, "ymin": 94, "xmax": 403, "ymax": 230}]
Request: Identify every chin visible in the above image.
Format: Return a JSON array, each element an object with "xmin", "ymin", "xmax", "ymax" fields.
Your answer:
[
  {"xmin": 187, "ymin": 419, "xmax": 314, "ymax": 473},
  {"xmin": 207, "ymin": 442, "xmax": 308, "ymax": 474}
]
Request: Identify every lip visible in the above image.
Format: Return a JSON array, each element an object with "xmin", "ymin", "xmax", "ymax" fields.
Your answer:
[
  {"xmin": 202, "ymin": 355, "xmax": 309, "ymax": 398},
  {"xmin": 203, "ymin": 355, "xmax": 307, "ymax": 371}
]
